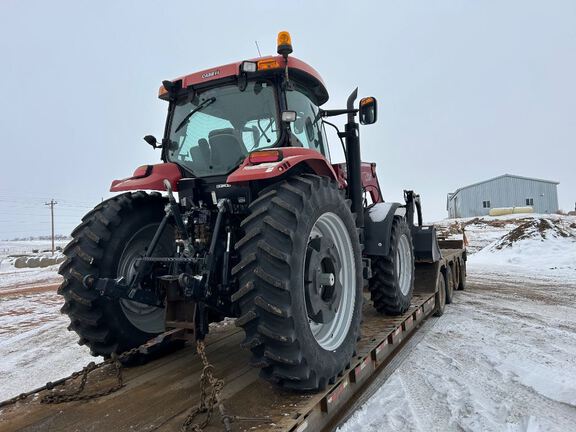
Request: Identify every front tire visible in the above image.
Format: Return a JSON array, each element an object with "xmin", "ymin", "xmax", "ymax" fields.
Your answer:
[
  {"xmin": 232, "ymin": 175, "xmax": 363, "ymax": 391},
  {"xmin": 368, "ymin": 216, "xmax": 415, "ymax": 315}
]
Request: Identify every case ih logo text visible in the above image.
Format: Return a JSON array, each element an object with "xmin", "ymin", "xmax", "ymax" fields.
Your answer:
[{"xmin": 201, "ymin": 70, "xmax": 220, "ymax": 79}]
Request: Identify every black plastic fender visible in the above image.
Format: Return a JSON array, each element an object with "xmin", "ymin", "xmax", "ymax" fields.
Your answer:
[
  {"xmin": 363, "ymin": 202, "xmax": 404, "ymax": 256},
  {"xmin": 363, "ymin": 202, "xmax": 442, "ymax": 263}
]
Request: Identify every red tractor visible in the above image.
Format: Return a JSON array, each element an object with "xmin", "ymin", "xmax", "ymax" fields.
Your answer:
[{"xmin": 59, "ymin": 32, "xmax": 441, "ymax": 391}]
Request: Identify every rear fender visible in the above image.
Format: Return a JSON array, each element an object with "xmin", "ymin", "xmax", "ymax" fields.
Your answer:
[
  {"xmin": 226, "ymin": 148, "xmax": 339, "ymax": 185},
  {"xmin": 110, "ymin": 163, "xmax": 182, "ymax": 192}
]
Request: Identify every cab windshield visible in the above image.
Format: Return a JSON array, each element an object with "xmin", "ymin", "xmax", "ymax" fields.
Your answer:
[{"xmin": 167, "ymin": 80, "xmax": 280, "ymax": 177}]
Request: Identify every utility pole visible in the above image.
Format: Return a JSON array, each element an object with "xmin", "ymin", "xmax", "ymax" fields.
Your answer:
[{"xmin": 45, "ymin": 199, "xmax": 58, "ymax": 255}]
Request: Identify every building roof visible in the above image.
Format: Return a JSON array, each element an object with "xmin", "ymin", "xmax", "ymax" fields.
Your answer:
[{"xmin": 448, "ymin": 174, "xmax": 559, "ymax": 203}]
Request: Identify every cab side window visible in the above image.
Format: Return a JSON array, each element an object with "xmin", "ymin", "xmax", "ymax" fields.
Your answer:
[{"xmin": 286, "ymin": 89, "xmax": 328, "ymax": 156}]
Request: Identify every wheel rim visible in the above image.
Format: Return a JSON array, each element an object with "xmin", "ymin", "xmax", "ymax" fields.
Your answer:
[
  {"xmin": 118, "ymin": 224, "xmax": 166, "ymax": 334},
  {"xmin": 305, "ymin": 212, "xmax": 356, "ymax": 351},
  {"xmin": 396, "ymin": 234, "xmax": 412, "ymax": 296},
  {"xmin": 438, "ymin": 274, "xmax": 446, "ymax": 309}
]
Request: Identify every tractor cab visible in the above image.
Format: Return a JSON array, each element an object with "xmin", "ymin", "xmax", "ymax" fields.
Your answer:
[{"xmin": 157, "ymin": 34, "xmax": 331, "ymax": 179}]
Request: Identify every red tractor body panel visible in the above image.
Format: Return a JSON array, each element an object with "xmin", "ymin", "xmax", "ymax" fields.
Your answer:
[
  {"xmin": 160, "ymin": 56, "xmax": 328, "ymax": 104},
  {"xmin": 227, "ymin": 148, "xmax": 339, "ymax": 185},
  {"xmin": 332, "ymin": 162, "xmax": 383, "ymax": 203},
  {"xmin": 110, "ymin": 163, "xmax": 182, "ymax": 192}
]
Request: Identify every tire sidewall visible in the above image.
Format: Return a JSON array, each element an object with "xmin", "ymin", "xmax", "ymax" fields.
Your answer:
[
  {"xmin": 445, "ymin": 266, "xmax": 454, "ymax": 304},
  {"xmin": 289, "ymin": 185, "xmax": 363, "ymax": 380},
  {"xmin": 434, "ymin": 270, "xmax": 446, "ymax": 316},
  {"xmin": 391, "ymin": 220, "xmax": 415, "ymax": 306}
]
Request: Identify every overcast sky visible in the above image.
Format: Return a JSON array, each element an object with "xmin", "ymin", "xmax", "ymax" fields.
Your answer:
[{"xmin": 0, "ymin": 0, "xmax": 574, "ymax": 239}]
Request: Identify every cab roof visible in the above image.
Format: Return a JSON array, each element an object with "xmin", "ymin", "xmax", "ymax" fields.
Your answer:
[{"xmin": 159, "ymin": 55, "xmax": 329, "ymax": 105}]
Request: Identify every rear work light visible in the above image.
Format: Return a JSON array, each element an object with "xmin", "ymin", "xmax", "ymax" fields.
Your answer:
[
  {"xmin": 249, "ymin": 150, "xmax": 283, "ymax": 164},
  {"xmin": 241, "ymin": 61, "xmax": 257, "ymax": 73}
]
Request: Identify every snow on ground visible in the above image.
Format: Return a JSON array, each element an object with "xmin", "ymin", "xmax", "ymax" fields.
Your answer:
[
  {"xmin": 341, "ymin": 215, "xmax": 576, "ymax": 431},
  {"xmin": 0, "ymin": 239, "xmax": 67, "ymax": 290},
  {"xmin": 0, "ymin": 239, "xmax": 93, "ymax": 401},
  {"xmin": 0, "ymin": 265, "xmax": 63, "ymax": 290},
  {"xmin": 0, "ymin": 290, "xmax": 95, "ymax": 400}
]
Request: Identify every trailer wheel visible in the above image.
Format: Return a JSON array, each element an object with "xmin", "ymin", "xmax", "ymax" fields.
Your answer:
[
  {"xmin": 457, "ymin": 259, "xmax": 467, "ymax": 290},
  {"xmin": 445, "ymin": 266, "xmax": 454, "ymax": 304},
  {"xmin": 433, "ymin": 269, "xmax": 447, "ymax": 317},
  {"xmin": 368, "ymin": 216, "xmax": 415, "ymax": 315},
  {"xmin": 232, "ymin": 174, "xmax": 363, "ymax": 391},
  {"xmin": 452, "ymin": 260, "xmax": 460, "ymax": 289},
  {"xmin": 58, "ymin": 192, "xmax": 175, "ymax": 357}
]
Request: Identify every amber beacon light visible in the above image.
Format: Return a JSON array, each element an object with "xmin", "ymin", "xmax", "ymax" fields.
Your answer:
[{"xmin": 277, "ymin": 31, "xmax": 293, "ymax": 57}]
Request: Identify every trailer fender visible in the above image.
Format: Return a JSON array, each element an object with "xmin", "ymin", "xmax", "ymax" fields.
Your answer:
[{"xmin": 363, "ymin": 202, "xmax": 404, "ymax": 256}]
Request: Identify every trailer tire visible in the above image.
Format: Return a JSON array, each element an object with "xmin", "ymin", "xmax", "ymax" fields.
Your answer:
[
  {"xmin": 58, "ymin": 192, "xmax": 176, "ymax": 358},
  {"xmin": 445, "ymin": 266, "xmax": 454, "ymax": 304},
  {"xmin": 457, "ymin": 259, "xmax": 466, "ymax": 290},
  {"xmin": 368, "ymin": 216, "xmax": 415, "ymax": 315},
  {"xmin": 433, "ymin": 269, "xmax": 447, "ymax": 317},
  {"xmin": 232, "ymin": 174, "xmax": 363, "ymax": 391}
]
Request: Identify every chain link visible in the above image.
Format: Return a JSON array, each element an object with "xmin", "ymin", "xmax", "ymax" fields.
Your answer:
[
  {"xmin": 40, "ymin": 346, "xmax": 142, "ymax": 404},
  {"xmin": 0, "ymin": 331, "xmax": 178, "ymax": 408},
  {"xmin": 181, "ymin": 340, "xmax": 231, "ymax": 432}
]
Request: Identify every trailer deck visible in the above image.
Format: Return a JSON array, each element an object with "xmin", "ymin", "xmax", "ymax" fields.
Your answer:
[
  {"xmin": 0, "ymin": 293, "xmax": 435, "ymax": 432},
  {"xmin": 0, "ymin": 245, "xmax": 465, "ymax": 432}
]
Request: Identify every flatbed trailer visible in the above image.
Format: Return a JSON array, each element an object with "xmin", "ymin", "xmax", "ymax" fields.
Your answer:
[{"xmin": 0, "ymin": 246, "xmax": 465, "ymax": 432}]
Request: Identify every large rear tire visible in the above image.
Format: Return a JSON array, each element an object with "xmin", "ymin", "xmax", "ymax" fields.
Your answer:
[
  {"xmin": 58, "ymin": 192, "xmax": 174, "ymax": 357},
  {"xmin": 232, "ymin": 175, "xmax": 363, "ymax": 391},
  {"xmin": 368, "ymin": 216, "xmax": 415, "ymax": 315}
]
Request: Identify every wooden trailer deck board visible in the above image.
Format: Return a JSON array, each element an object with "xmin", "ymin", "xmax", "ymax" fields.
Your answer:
[{"xmin": 0, "ymin": 293, "xmax": 435, "ymax": 432}]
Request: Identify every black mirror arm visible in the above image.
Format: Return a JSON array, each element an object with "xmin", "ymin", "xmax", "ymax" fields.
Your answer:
[{"xmin": 320, "ymin": 108, "xmax": 358, "ymax": 118}]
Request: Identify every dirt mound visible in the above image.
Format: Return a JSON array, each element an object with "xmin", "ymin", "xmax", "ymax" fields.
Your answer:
[
  {"xmin": 492, "ymin": 218, "xmax": 574, "ymax": 250},
  {"xmin": 438, "ymin": 217, "xmax": 530, "ymax": 239}
]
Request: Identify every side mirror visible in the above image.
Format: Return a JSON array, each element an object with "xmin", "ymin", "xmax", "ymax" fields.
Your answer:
[
  {"xmin": 143, "ymin": 135, "xmax": 160, "ymax": 149},
  {"xmin": 359, "ymin": 97, "xmax": 377, "ymax": 125}
]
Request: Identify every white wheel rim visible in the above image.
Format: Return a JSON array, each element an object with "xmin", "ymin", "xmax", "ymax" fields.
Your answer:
[
  {"xmin": 396, "ymin": 234, "xmax": 412, "ymax": 296},
  {"xmin": 305, "ymin": 212, "xmax": 356, "ymax": 351},
  {"xmin": 118, "ymin": 224, "xmax": 166, "ymax": 334}
]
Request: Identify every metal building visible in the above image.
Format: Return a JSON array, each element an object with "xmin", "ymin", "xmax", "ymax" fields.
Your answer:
[{"xmin": 447, "ymin": 174, "xmax": 559, "ymax": 218}]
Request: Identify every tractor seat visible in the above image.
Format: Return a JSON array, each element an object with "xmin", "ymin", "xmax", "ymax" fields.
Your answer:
[
  {"xmin": 189, "ymin": 138, "xmax": 212, "ymax": 168},
  {"xmin": 208, "ymin": 128, "xmax": 247, "ymax": 168}
]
